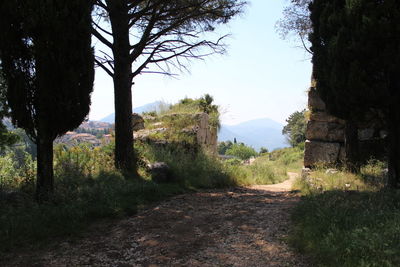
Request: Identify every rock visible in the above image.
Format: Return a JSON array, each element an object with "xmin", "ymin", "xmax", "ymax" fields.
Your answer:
[
  {"xmin": 301, "ymin": 168, "xmax": 311, "ymax": 179},
  {"xmin": 150, "ymin": 162, "xmax": 172, "ymax": 183},
  {"xmin": 309, "ymin": 111, "xmax": 345, "ymax": 124},
  {"xmin": 132, "ymin": 113, "xmax": 145, "ymax": 131},
  {"xmin": 304, "ymin": 140, "xmax": 341, "ymax": 168},
  {"xmin": 308, "ymin": 88, "xmax": 326, "ymax": 111},
  {"xmin": 306, "ymin": 121, "xmax": 345, "ymax": 142}
]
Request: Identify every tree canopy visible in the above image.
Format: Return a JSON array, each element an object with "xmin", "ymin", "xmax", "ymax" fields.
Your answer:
[
  {"xmin": 310, "ymin": 0, "xmax": 400, "ymax": 187},
  {"xmin": 0, "ymin": 0, "xmax": 94, "ymax": 200},
  {"xmin": 226, "ymin": 143, "xmax": 257, "ymax": 160},
  {"xmin": 276, "ymin": 0, "xmax": 312, "ymax": 53},
  {"xmin": 92, "ymin": 0, "xmax": 245, "ymax": 173},
  {"xmin": 282, "ymin": 109, "xmax": 307, "ymax": 148}
]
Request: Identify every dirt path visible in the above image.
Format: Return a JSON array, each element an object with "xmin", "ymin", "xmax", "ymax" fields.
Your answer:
[{"xmin": 5, "ymin": 173, "xmax": 308, "ymax": 267}]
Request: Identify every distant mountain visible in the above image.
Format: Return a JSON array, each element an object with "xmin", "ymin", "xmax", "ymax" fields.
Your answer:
[
  {"xmin": 218, "ymin": 118, "xmax": 288, "ymax": 151},
  {"xmin": 100, "ymin": 101, "xmax": 164, "ymax": 123}
]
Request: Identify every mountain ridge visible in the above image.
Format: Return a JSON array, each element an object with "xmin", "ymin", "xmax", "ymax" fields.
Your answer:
[{"xmin": 219, "ymin": 118, "xmax": 288, "ymax": 151}]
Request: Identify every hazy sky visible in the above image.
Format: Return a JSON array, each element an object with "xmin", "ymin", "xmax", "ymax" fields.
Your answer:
[{"xmin": 89, "ymin": 0, "xmax": 312, "ymax": 125}]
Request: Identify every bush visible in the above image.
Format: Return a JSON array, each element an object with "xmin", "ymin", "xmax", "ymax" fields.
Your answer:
[{"xmin": 225, "ymin": 143, "xmax": 258, "ymax": 160}]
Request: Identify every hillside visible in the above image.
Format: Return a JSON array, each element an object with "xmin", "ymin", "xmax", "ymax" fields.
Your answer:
[{"xmin": 219, "ymin": 118, "xmax": 288, "ymax": 151}]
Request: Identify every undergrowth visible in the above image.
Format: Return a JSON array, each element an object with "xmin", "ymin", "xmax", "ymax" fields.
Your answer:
[
  {"xmin": 290, "ymin": 160, "xmax": 400, "ymax": 266},
  {"xmin": 0, "ymin": 142, "xmax": 298, "ymax": 254}
]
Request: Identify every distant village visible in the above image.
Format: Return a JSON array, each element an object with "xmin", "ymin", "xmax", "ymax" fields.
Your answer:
[{"xmin": 54, "ymin": 121, "xmax": 113, "ymax": 147}]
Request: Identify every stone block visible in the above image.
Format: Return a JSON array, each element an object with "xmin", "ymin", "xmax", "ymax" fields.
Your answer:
[
  {"xmin": 306, "ymin": 121, "xmax": 345, "ymax": 142},
  {"xmin": 132, "ymin": 113, "xmax": 145, "ymax": 131},
  {"xmin": 308, "ymin": 88, "xmax": 326, "ymax": 111},
  {"xmin": 150, "ymin": 162, "xmax": 172, "ymax": 183},
  {"xmin": 309, "ymin": 111, "xmax": 345, "ymax": 124},
  {"xmin": 304, "ymin": 140, "xmax": 341, "ymax": 168}
]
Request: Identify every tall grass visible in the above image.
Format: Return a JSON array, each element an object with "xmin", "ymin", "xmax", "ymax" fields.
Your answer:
[
  {"xmin": 0, "ymin": 144, "xmax": 186, "ymax": 254},
  {"xmin": 0, "ymin": 142, "xmax": 300, "ymax": 254},
  {"xmin": 289, "ymin": 160, "xmax": 400, "ymax": 266}
]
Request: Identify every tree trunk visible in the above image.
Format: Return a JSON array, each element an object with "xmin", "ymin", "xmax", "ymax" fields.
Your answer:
[
  {"xmin": 36, "ymin": 131, "xmax": 54, "ymax": 202},
  {"xmin": 344, "ymin": 120, "xmax": 360, "ymax": 173},
  {"xmin": 108, "ymin": 0, "xmax": 137, "ymax": 175},
  {"xmin": 387, "ymin": 110, "xmax": 400, "ymax": 189}
]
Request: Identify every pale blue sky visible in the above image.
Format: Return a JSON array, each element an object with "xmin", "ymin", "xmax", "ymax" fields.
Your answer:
[{"xmin": 89, "ymin": 0, "xmax": 312, "ymax": 125}]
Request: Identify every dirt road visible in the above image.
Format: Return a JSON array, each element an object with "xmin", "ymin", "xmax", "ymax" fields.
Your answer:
[{"xmin": 5, "ymin": 173, "xmax": 308, "ymax": 266}]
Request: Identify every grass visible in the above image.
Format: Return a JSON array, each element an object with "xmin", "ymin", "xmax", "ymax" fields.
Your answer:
[
  {"xmin": 289, "ymin": 160, "xmax": 400, "ymax": 266},
  {"xmin": 0, "ymin": 122, "xmax": 306, "ymax": 256},
  {"xmin": 0, "ymin": 145, "xmax": 187, "ymax": 254},
  {"xmin": 0, "ymin": 143, "xmax": 298, "ymax": 255}
]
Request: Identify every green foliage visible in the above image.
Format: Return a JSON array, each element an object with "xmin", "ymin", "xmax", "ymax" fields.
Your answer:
[
  {"xmin": 0, "ymin": 148, "xmax": 35, "ymax": 192},
  {"xmin": 0, "ymin": 0, "xmax": 95, "ymax": 199},
  {"xmin": 290, "ymin": 190, "xmax": 400, "ymax": 267},
  {"xmin": 282, "ymin": 109, "xmax": 307, "ymax": 148},
  {"xmin": 276, "ymin": 0, "xmax": 312, "ymax": 50},
  {"xmin": 231, "ymin": 155, "xmax": 289, "ymax": 185},
  {"xmin": 136, "ymin": 142, "xmax": 236, "ymax": 189},
  {"xmin": 0, "ymin": 0, "xmax": 95, "ymax": 140},
  {"xmin": 217, "ymin": 140, "xmax": 233, "ymax": 155},
  {"xmin": 259, "ymin": 147, "xmax": 269, "ymax": 154},
  {"xmin": 269, "ymin": 146, "xmax": 304, "ymax": 172},
  {"xmin": 0, "ymin": 135, "xmax": 304, "ymax": 254},
  {"xmin": 310, "ymin": 0, "xmax": 400, "ymax": 186},
  {"xmin": 225, "ymin": 143, "xmax": 258, "ymax": 160},
  {"xmin": 161, "ymin": 94, "xmax": 221, "ymax": 130},
  {"xmin": 290, "ymin": 161, "xmax": 400, "ymax": 266}
]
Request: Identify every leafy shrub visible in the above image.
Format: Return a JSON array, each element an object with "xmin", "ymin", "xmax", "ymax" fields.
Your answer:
[{"xmin": 226, "ymin": 143, "xmax": 258, "ymax": 160}]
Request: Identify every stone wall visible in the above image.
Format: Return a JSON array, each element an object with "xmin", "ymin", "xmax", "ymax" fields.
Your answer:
[
  {"xmin": 304, "ymin": 87, "xmax": 387, "ymax": 168},
  {"xmin": 304, "ymin": 87, "xmax": 346, "ymax": 167},
  {"xmin": 195, "ymin": 113, "xmax": 218, "ymax": 154},
  {"xmin": 133, "ymin": 112, "xmax": 218, "ymax": 154}
]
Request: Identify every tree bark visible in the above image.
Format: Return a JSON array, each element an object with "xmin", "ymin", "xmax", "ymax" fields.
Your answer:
[
  {"xmin": 108, "ymin": 0, "xmax": 137, "ymax": 175},
  {"xmin": 387, "ymin": 109, "xmax": 400, "ymax": 189},
  {"xmin": 36, "ymin": 130, "xmax": 54, "ymax": 202},
  {"xmin": 344, "ymin": 120, "xmax": 360, "ymax": 173}
]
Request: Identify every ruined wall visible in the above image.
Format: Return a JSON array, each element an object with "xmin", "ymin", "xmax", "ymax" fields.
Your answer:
[
  {"xmin": 195, "ymin": 113, "xmax": 218, "ymax": 154},
  {"xmin": 304, "ymin": 87, "xmax": 387, "ymax": 168},
  {"xmin": 304, "ymin": 87, "xmax": 346, "ymax": 167},
  {"xmin": 134, "ymin": 112, "xmax": 218, "ymax": 154}
]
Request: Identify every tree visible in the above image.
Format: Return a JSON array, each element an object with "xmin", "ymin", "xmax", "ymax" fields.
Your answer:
[
  {"xmin": 218, "ymin": 140, "xmax": 233, "ymax": 155},
  {"xmin": 226, "ymin": 143, "xmax": 257, "ymax": 160},
  {"xmin": 310, "ymin": 0, "xmax": 400, "ymax": 187},
  {"xmin": 259, "ymin": 147, "xmax": 269, "ymax": 154},
  {"xmin": 282, "ymin": 109, "xmax": 307, "ymax": 147},
  {"xmin": 276, "ymin": 0, "xmax": 312, "ymax": 53},
  {"xmin": 0, "ymin": 0, "xmax": 94, "ymax": 200},
  {"xmin": 92, "ymin": 0, "xmax": 245, "ymax": 174},
  {"xmin": 199, "ymin": 94, "xmax": 218, "ymax": 114}
]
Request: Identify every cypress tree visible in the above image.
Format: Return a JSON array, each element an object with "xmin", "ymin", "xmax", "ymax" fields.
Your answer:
[
  {"xmin": 310, "ymin": 0, "xmax": 400, "ymax": 187},
  {"xmin": 0, "ymin": 0, "xmax": 94, "ymax": 200}
]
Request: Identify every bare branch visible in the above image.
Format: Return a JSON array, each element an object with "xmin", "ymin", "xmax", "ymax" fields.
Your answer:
[
  {"xmin": 91, "ymin": 27, "xmax": 113, "ymax": 49},
  {"xmin": 94, "ymin": 58, "xmax": 114, "ymax": 77}
]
